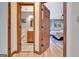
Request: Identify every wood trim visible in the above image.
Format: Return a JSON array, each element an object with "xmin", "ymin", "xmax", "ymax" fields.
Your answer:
[
  {"xmin": 11, "ymin": 51, "xmax": 19, "ymax": 56},
  {"xmin": 39, "ymin": 2, "xmax": 42, "ymax": 54},
  {"xmin": 17, "ymin": 2, "xmax": 34, "ymax": 6},
  {"xmin": 17, "ymin": 2, "xmax": 35, "ymax": 52},
  {"xmin": 34, "ymin": 51, "xmax": 41, "ymax": 55},
  {"xmin": 8, "ymin": 2, "xmax": 11, "ymax": 57},
  {"xmin": 17, "ymin": 3, "xmax": 21, "ymax": 52},
  {"xmin": 63, "ymin": 2, "xmax": 67, "ymax": 57},
  {"xmin": 33, "ymin": 3, "xmax": 35, "ymax": 52}
]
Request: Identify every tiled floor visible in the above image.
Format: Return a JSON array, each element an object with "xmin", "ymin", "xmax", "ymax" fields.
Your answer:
[{"xmin": 21, "ymin": 30, "xmax": 33, "ymax": 51}]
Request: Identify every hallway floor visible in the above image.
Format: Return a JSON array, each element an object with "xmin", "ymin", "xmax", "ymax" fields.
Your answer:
[
  {"xmin": 21, "ymin": 29, "xmax": 33, "ymax": 51},
  {"xmin": 13, "ymin": 37, "xmax": 63, "ymax": 57}
]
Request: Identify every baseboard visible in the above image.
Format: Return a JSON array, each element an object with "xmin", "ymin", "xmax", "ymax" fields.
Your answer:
[
  {"xmin": 11, "ymin": 51, "xmax": 19, "ymax": 56},
  {"xmin": 0, "ymin": 54, "xmax": 7, "ymax": 57},
  {"xmin": 34, "ymin": 51, "xmax": 41, "ymax": 55}
]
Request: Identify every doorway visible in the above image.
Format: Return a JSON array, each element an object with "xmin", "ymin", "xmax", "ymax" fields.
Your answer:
[
  {"xmin": 44, "ymin": 2, "xmax": 66, "ymax": 57},
  {"xmin": 17, "ymin": 2, "xmax": 35, "ymax": 52},
  {"xmin": 21, "ymin": 6, "xmax": 34, "ymax": 51}
]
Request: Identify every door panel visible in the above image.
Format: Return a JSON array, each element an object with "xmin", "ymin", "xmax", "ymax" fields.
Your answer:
[{"xmin": 39, "ymin": 3, "xmax": 50, "ymax": 53}]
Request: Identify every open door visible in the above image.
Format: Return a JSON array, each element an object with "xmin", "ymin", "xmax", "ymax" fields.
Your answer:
[{"xmin": 39, "ymin": 3, "xmax": 50, "ymax": 54}]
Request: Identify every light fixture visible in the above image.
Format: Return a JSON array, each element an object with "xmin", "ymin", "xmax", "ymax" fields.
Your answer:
[{"xmin": 28, "ymin": 15, "xmax": 33, "ymax": 21}]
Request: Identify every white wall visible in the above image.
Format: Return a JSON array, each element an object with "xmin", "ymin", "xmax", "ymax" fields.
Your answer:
[
  {"xmin": 21, "ymin": 12, "xmax": 33, "ymax": 31},
  {"xmin": 44, "ymin": 2, "xmax": 63, "ymax": 19},
  {"xmin": 35, "ymin": 2, "xmax": 40, "ymax": 51},
  {"xmin": 67, "ymin": 2, "xmax": 79, "ymax": 57},
  {"xmin": 0, "ymin": 2, "xmax": 8, "ymax": 54},
  {"xmin": 67, "ymin": 3, "xmax": 72, "ymax": 57},
  {"xmin": 11, "ymin": 2, "xmax": 17, "ymax": 53}
]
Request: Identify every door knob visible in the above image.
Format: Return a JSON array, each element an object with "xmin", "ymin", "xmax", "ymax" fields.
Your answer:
[
  {"xmin": 41, "ymin": 26, "xmax": 43, "ymax": 28},
  {"xmin": 41, "ymin": 44, "xmax": 43, "ymax": 47}
]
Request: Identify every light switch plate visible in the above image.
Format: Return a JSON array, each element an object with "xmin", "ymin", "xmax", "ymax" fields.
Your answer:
[{"xmin": 77, "ymin": 16, "xmax": 79, "ymax": 22}]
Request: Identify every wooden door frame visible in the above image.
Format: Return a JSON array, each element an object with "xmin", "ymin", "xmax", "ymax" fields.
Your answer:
[
  {"xmin": 17, "ymin": 2, "xmax": 35, "ymax": 52},
  {"xmin": 8, "ymin": 2, "xmax": 11, "ymax": 57},
  {"xmin": 8, "ymin": 2, "xmax": 19, "ymax": 57},
  {"xmin": 63, "ymin": 2, "xmax": 67, "ymax": 57}
]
